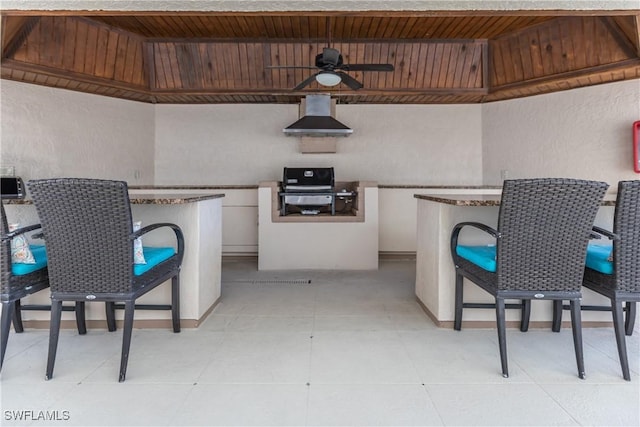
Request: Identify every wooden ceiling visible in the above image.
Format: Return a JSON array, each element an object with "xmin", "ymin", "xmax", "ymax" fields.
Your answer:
[{"xmin": 1, "ymin": 11, "xmax": 639, "ymax": 104}]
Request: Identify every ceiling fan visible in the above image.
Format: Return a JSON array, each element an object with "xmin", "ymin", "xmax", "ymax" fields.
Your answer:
[{"xmin": 268, "ymin": 46, "xmax": 395, "ymax": 90}]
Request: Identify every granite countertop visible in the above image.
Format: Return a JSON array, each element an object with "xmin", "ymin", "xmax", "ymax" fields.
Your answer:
[
  {"xmin": 414, "ymin": 194, "xmax": 502, "ymax": 206},
  {"xmin": 379, "ymin": 185, "xmax": 501, "ymax": 189},
  {"xmin": 128, "ymin": 193, "xmax": 225, "ymax": 204},
  {"xmin": 130, "ymin": 185, "xmax": 257, "ymax": 190},
  {"xmin": 3, "ymin": 193, "xmax": 225, "ymax": 205},
  {"xmin": 414, "ymin": 193, "xmax": 617, "ymax": 206}
]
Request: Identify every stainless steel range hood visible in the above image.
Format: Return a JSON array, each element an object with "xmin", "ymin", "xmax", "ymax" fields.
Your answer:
[{"xmin": 283, "ymin": 94, "xmax": 353, "ymax": 137}]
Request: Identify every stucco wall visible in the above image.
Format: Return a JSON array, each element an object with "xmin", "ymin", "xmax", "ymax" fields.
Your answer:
[
  {"xmin": 154, "ymin": 103, "xmax": 483, "ymax": 185},
  {"xmin": 0, "ymin": 80, "xmax": 155, "ymax": 184},
  {"xmin": 482, "ymin": 79, "xmax": 640, "ymax": 189}
]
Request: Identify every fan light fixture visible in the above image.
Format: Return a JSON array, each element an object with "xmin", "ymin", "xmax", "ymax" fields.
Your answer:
[{"xmin": 315, "ymin": 71, "xmax": 342, "ymax": 87}]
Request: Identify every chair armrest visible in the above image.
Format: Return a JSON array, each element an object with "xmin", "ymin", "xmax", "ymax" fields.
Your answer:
[
  {"xmin": 450, "ymin": 222, "xmax": 500, "ymax": 260},
  {"xmin": 132, "ymin": 223, "xmax": 185, "ymax": 263},
  {"xmin": 591, "ymin": 225, "xmax": 620, "ymax": 241},
  {"xmin": 1, "ymin": 223, "xmax": 43, "ymax": 242}
]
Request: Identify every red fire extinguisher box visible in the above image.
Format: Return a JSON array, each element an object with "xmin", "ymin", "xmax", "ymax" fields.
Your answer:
[{"xmin": 635, "ymin": 121, "xmax": 640, "ymax": 173}]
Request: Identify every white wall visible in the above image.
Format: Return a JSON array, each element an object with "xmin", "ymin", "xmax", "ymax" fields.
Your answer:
[
  {"xmin": 482, "ymin": 79, "xmax": 640, "ymax": 189},
  {"xmin": 0, "ymin": 80, "xmax": 155, "ymax": 184},
  {"xmin": 154, "ymin": 103, "xmax": 483, "ymax": 185},
  {"xmin": 3, "ymin": 0, "xmax": 638, "ymax": 12}
]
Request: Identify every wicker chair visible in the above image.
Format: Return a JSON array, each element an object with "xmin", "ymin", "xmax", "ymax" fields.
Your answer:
[
  {"xmin": 28, "ymin": 178, "xmax": 184, "ymax": 382},
  {"xmin": 450, "ymin": 178, "xmax": 608, "ymax": 378},
  {"xmin": 1, "ymin": 203, "xmax": 86, "ymax": 372},
  {"xmin": 552, "ymin": 180, "xmax": 639, "ymax": 381}
]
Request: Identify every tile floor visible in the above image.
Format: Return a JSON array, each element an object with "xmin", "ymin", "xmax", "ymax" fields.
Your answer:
[{"xmin": 1, "ymin": 258, "xmax": 639, "ymax": 426}]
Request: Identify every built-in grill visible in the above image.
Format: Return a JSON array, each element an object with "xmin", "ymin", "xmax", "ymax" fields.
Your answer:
[{"xmin": 280, "ymin": 167, "xmax": 336, "ymax": 215}]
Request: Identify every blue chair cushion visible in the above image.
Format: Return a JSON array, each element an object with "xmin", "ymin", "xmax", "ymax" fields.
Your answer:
[
  {"xmin": 585, "ymin": 243, "xmax": 614, "ymax": 275},
  {"xmin": 12, "ymin": 244, "xmax": 47, "ymax": 276},
  {"xmin": 134, "ymin": 247, "xmax": 175, "ymax": 276},
  {"xmin": 456, "ymin": 245, "xmax": 497, "ymax": 272}
]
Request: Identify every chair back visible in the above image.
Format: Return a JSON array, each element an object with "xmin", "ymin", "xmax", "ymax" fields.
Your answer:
[
  {"xmin": 28, "ymin": 178, "xmax": 135, "ymax": 294},
  {"xmin": 1, "ymin": 204, "xmax": 12, "ymax": 293},
  {"xmin": 612, "ymin": 180, "xmax": 640, "ymax": 292},
  {"xmin": 496, "ymin": 178, "xmax": 608, "ymax": 292}
]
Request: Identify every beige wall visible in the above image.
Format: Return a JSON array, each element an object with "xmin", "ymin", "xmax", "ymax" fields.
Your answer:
[
  {"xmin": 154, "ymin": 103, "xmax": 483, "ymax": 185},
  {"xmin": 2, "ymin": 77, "xmax": 640, "ymax": 254},
  {"xmin": 482, "ymin": 79, "xmax": 640, "ymax": 189},
  {"xmin": 0, "ymin": 80, "xmax": 155, "ymax": 184}
]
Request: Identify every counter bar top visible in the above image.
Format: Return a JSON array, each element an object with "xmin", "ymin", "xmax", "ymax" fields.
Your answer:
[
  {"xmin": 3, "ymin": 192, "xmax": 225, "ymax": 205},
  {"xmin": 130, "ymin": 185, "xmax": 257, "ymax": 190},
  {"xmin": 128, "ymin": 193, "xmax": 225, "ymax": 204},
  {"xmin": 414, "ymin": 192, "xmax": 616, "ymax": 206},
  {"xmin": 380, "ymin": 185, "xmax": 501, "ymax": 189}
]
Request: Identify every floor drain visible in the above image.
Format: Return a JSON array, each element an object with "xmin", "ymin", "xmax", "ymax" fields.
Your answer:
[
  {"xmin": 252, "ymin": 279, "xmax": 311, "ymax": 285},
  {"xmin": 226, "ymin": 279, "xmax": 312, "ymax": 285}
]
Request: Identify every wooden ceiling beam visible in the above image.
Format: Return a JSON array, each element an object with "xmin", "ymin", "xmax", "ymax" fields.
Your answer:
[
  {"xmin": 1, "ymin": 16, "xmax": 39, "ymax": 59},
  {"xmin": 0, "ymin": 58, "xmax": 149, "ymax": 92},
  {"xmin": 600, "ymin": 16, "xmax": 640, "ymax": 59},
  {"xmin": 490, "ymin": 58, "xmax": 640, "ymax": 93},
  {"xmin": 147, "ymin": 87, "xmax": 489, "ymax": 96},
  {"xmin": 612, "ymin": 15, "xmax": 640, "ymax": 57}
]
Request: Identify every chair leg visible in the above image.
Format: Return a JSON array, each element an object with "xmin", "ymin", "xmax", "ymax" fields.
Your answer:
[
  {"xmin": 75, "ymin": 302, "xmax": 87, "ymax": 335},
  {"xmin": 1, "ymin": 301, "xmax": 15, "ymax": 371},
  {"xmin": 119, "ymin": 300, "xmax": 135, "ymax": 382},
  {"xmin": 12, "ymin": 300, "xmax": 24, "ymax": 333},
  {"xmin": 520, "ymin": 299, "xmax": 531, "ymax": 332},
  {"xmin": 454, "ymin": 272, "xmax": 464, "ymax": 331},
  {"xmin": 569, "ymin": 300, "xmax": 585, "ymax": 380},
  {"xmin": 612, "ymin": 301, "xmax": 631, "ymax": 381},
  {"xmin": 45, "ymin": 300, "xmax": 63, "ymax": 381},
  {"xmin": 552, "ymin": 300, "xmax": 563, "ymax": 332},
  {"xmin": 495, "ymin": 298, "xmax": 508, "ymax": 378},
  {"xmin": 105, "ymin": 302, "xmax": 117, "ymax": 332},
  {"xmin": 625, "ymin": 302, "xmax": 636, "ymax": 337},
  {"xmin": 171, "ymin": 274, "xmax": 181, "ymax": 333}
]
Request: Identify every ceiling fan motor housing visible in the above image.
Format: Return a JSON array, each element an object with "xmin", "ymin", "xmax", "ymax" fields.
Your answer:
[{"xmin": 316, "ymin": 48, "xmax": 343, "ymax": 68}]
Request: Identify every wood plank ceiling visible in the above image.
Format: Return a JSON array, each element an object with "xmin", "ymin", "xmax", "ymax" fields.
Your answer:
[{"xmin": 1, "ymin": 11, "xmax": 639, "ymax": 104}]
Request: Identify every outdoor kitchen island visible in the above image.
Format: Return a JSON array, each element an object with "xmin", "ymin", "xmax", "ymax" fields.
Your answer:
[
  {"xmin": 414, "ymin": 191, "xmax": 617, "ymax": 328},
  {"xmin": 3, "ymin": 191, "xmax": 225, "ymax": 329},
  {"xmin": 258, "ymin": 180, "xmax": 379, "ymax": 270}
]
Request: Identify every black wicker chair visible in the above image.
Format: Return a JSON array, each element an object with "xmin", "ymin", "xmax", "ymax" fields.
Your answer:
[
  {"xmin": 552, "ymin": 180, "xmax": 639, "ymax": 381},
  {"xmin": 1, "ymin": 203, "xmax": 87, "ymax": 372},
  {"xmin": 450, "ymin": 178, "xmax": 608, "ymax": 378},
  {"xmin": 28, "ymin": 178, "xmax": 184, "ymax": 382}
]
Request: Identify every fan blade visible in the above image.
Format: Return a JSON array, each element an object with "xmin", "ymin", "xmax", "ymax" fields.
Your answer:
[
  {"xmin": 266, "ymin": 65, "xmax": 318, "ymax": 69},
  {"xmin": 339, "ymin": 64, "xmax": 394, "ymax": 72},
  {"xmin": 337, "ymin": 72, "xmax": 363, "ymax": 90},
  {"xmin": 293, "ymin": 73, "xmax": 319, "ymax": 90},
  {"xmin": 322, "ymin": 47, "xmax": 341, "ymax": 66}
]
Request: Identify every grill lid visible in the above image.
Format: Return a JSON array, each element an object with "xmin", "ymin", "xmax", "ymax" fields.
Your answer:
[{"xmin": 283, "ymin": 167, "xmax": 334, "ymax": 191}]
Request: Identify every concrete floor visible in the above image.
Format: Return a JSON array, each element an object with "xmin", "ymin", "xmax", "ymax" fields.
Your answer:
[{"xmin": 1, "ymin": 258, "xmax": 638, "ymax": 426}]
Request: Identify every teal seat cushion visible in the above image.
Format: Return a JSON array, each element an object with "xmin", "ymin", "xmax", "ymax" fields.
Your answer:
[
  {"xmin": 585, "ymin": 243, "xmax": 614, "ymax": 275},
  {"xmin": 456, "ymin": 245, "xmax": 497, "ymax": 272},
  {"xmin": 12, "ymin": 244, "xmax": 47, "ymax": 276},
  {"xmin": 134, "ymin": 247, "xmax": 175, "ymax": 276}
]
